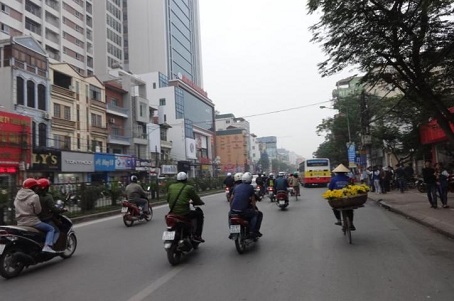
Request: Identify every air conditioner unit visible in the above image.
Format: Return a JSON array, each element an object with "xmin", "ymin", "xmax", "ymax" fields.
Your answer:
[
  {"xmin": 43, "ymin": 112, "xmax": 50, "ymax": 120},
  {"xmin": 109, "ymin": 118, "xmax": 115, "ymax": 124}
]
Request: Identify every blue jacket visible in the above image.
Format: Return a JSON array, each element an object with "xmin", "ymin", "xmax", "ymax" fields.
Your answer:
[{"xmin": 328, "ymin": 174, "xmax": 350, "ymax": 190}]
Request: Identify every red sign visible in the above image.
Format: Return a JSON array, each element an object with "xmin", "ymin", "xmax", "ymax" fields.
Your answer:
[
  {"xmin": 0, "ymin": 111, "xmax": 32, "ymax": 166},
  {"xmin": 420, "ymin": 107, "xmax": 454, "ymax": 145},
  {"xmin": 181, "ymin": 75, "xmax": 208, "ymax": 98},
  {"xmin": 0, "ymin": 167, "xmax": 17, "ymax": 173}
]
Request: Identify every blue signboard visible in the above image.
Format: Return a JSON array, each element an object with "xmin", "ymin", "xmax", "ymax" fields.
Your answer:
[
  {"xmin": 94, "ymin": 153, "xmax": 115, "ymax": 171},
  {"xmin": 347, "ymin": 143, "xmax": 356, "ymax": 167},
  {"xmin": 115, "ymin": 154, "xmax": 135, "ymax": 170}
]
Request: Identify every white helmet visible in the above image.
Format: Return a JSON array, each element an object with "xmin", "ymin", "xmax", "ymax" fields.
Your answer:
[
  {"xmin": 177, "ymin": 172, "xmax": 188, "ymax": 181},
  {"xmin": 227, "ymin": 172, "xmax": 232, "ymax": 176},
  {"xmin": 278, "ymin": 172, "xmax": 285, "ymax": 177},
  {"xmin": 130, "ymin": 175, "xmax": 138, "ymax": 182},
  {"xmin": 234, "ymin": 172, "xmax": 243, "ymax": 182},
  {"xmin": 242, "ymin": 172, "xmax": 252, "ymax": 183}
]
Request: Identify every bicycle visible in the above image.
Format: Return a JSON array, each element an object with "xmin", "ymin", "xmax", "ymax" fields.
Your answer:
[{"xmin": 338, "ymin": 205, "xmax": 363, "ymax": 244}]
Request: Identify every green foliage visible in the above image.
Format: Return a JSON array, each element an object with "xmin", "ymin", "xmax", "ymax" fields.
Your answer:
[
  {"xmin": 79, "ymin": 183, "xmax": 103, "ymax": 212},
  {"xmin": 105, "ymin": 181, "xmax": 124, "ymax": 206}
]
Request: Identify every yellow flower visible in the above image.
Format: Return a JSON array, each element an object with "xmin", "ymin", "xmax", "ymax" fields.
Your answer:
[{"xmin": 322, "ymin": 184, "xmax": 369, "ymax": 200}]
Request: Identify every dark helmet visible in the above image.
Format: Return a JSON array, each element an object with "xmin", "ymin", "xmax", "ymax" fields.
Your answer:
[
  {"xmin": 23, "ymin": 178, "xmax": 38, "ymax": 189},
  {"xmin": 37, "ymin": 178, "xmax": 51, "ymax": 190}
]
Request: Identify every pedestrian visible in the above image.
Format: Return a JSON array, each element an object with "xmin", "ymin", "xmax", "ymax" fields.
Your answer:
[
  {"xmin": 422, "ymin": 160, "xmax": 438, "ymax": 208},
  {"xmin": 372, "ymin": 166, "xmax": 381, "ymax": 194},
  {"xmin": 395, "ymin": 164, "xmax": 406, "ymax": 193},
  {"xmin": 435, "ymin": 162, "xmax": 450, "ymax": 208}
]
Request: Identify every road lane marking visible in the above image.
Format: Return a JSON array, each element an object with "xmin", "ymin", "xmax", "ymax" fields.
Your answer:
[{"xmin": 127, "ymin": 266, "xmax": 184, "ymax": 301}]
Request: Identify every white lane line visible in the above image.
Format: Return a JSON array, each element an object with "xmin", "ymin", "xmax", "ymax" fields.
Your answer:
[
  {"xmin": 73, "ymin": 204, "xmax": 168, "ymax": 229},
  {"xmin": 127, "ymin": 266, "xmax": 184, "ymax": 301}
]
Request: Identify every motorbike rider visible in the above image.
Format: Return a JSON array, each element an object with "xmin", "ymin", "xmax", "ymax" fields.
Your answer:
[
  {"xmin": 167, "ymin": 172, "xmax": 205, "ymax": 242},
  {"xmin": 329, "ymin": 164, "xmax": 356, "ymax": 230},
  {"xmin": 37, "ymin": 178, "xmax": 64, "ymax": 246},
  {"xmin": 230, "ymin": 172, "xmax": 263, "ymax": 238},
  {"xmin": 223, "ymin": 172, "xmax": 235, "ymax": 190},
  {"xmin": 266, "ymin": 173, "xmax": 275, "ymax": 189},
  {"xmin": 255, "ymin": 174, "xmax": 264, "ymax": 195},
  {"xmin": 228, "ymin": 172, "xmax": 243, "ymax": 201},
  {"xmin": 14, "ymin": 178, "xmax": 57, "ymax": 253},
  {"xmin": 291, "ymin": 172, "xmax": 301, "ymax": 196},
  {"xmin": 125, "ymin": 175, "xmax": 150, "ymax": 216},
  {"xmin": 274, "ymin": 172, "xmax": 289, "ymax": 196}
]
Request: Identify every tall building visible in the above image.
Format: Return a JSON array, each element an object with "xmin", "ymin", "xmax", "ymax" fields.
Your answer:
[
  {"xmin": 0, "ymin": 0, "xmax": 95, "ymax": 75},
  {"xmin": 126, "ymin": 0, "xmax": 203, "ymax": 87}
]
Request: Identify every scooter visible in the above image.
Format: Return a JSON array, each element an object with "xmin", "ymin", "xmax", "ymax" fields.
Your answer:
[
  {"xmin": 0, "ymin": 212, "xmax": 77, "ymax": 279},
  {"xmin": 416, "ymin": 178, "xmax": 426, "ymax": 193},
  {"xmin": 229, "ymin": 214, "xmax": 259, "ymax": 254},
  {"xmin": 267, "ymin": 186, "xmax": 275, "ymax": 202},
  {"xmin": 276, "ymin": 190, "xmax": 289, "ymax": 210},
  {"xmin": 121, "ymin": 199, "xmax": 153, "ymax": 227},
  {"xmin": 162, "ymin": 205, "xmax": 204, "ymax": 266}
]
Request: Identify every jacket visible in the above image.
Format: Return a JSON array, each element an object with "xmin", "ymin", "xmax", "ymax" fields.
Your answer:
[
  {"xmin": 167, "ymin": 182, "xmax": 204, "ymax": 215},
  {"xmin": 125, "ymin": 182, "xmax": 147, "ymax": 201},
  {"xmin": 14, "ymin": 188, "xmax": 42, "ymax": 226},
  {"xmin": 38, "ymin": 192, "xmax": 60, "ymax": 221}
]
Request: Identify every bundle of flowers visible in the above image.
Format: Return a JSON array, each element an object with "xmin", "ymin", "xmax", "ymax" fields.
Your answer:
[{"xmin": 322, "ymin": 184, "xmax": 369, "ymax": 208}]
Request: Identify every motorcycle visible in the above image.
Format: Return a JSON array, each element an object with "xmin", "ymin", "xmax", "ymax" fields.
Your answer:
[
  {"xmin": 229, "ymin": 213, "xmax": 259, "ymax": 254},
  {"xmin": 121, "ymin": 199, "xmax": 153, "ymax": 227},
  {"xmin": 416, "ymin": 178, "xmax": 426, "ymax": 193},
  {"xmin": 162, "ymin": 206, "xmax": 203, "ymax": 266},
  {"xmin": 0, "ymin": 213, "xmax": 77, "ymax": 279},
  {"xmin": 267, "ymin": 186, "xmax": 275, "ymax": 202},
  {"xmin": 225, "ymin": 186, "xmax": 231, "ymax": 201},
  {"xmin": 275, "ymin": 190, "xmax": 289, "ymax": 210}
]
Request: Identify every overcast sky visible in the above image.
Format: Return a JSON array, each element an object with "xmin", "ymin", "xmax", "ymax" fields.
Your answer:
[{"xmin": 198, "ymin": 0, "xmax": 356, "ymax": 159}]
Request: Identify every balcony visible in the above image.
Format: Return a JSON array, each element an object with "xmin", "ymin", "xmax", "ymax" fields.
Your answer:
[
  {"xmin": 106, "ymin": 103, "xmax": 128, "ymax": 117},
  {"xmin": 108, "ymin": 134, "xmax": 131, "ymax": 145},
  {"xmin": 160, "ymin": 140, "xmax": 173, "ymax": 149},
  {"xmin": 51, "ymin": 85, "xmax": 75, "ymax": 99},
  {"xmin": 52, "ymin": 117, "xmax": 76, "ymax": 129},
  {"xmin": 90, "ymin": 98, "xmax": 107, "ymax": 109},
  {"xmin": 90, "ymin": 125, "xmax": 108, "ymax": 135}
]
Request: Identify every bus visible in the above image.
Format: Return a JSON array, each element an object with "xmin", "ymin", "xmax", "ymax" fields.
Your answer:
[{"xmin": 298, "ymin": 158, "xmax": 331, "ymax": 187}]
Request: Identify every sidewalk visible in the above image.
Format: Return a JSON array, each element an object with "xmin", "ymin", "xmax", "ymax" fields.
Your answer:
[{"xmin": 368, "ymin": 189, "xmax": 454, "ymax": 239}]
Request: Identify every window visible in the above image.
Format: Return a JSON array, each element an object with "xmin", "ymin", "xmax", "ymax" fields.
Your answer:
[
  {"xmin": 159, "ymin": 98, "xmax": 166, "ymax": 106},
  {"xmin": 16, "ymin": 77, "xmax": 24, "ymax": 105},
  {"xmin": 91, "ymin": 113, "xmax": 102, "ymax": 126},
  {"xmin": 1, "ymin": 23, "xmax": 10, "ymax": 34},
  {"xmin": 1, "ymin": 4, "xmax": 10, "ymax": 14},
  {"xmin": 37, "ymin": 84, "xmax": 46, "ymax": 110},
  {"xmin": 38, "ymin": 123, "xmax": 47, "ymax": 147},
  {"xmin": 27, "ymin": 80, "xmax": 35, "ymax": 108},
  {"xmin": 64, "ymin": 106, "xmax": 71, "ymax": 120},
  {"xmin": 89, "ymin": 85, "xmax": 101, "ymax": 101},
  {"xmin": 139, "ymin": 103, "xmax": 147, "ymax": 118},
  {"xmin": 160, "ymin": 128, "xmax": 167, "ymax": 141},
  {"xmin": 54, "ymin": 134, "xmax": 70, "ymax": 149},
  {"xmin": 54, "ymin": 103, "xmax": 61, "ymax": 118}
]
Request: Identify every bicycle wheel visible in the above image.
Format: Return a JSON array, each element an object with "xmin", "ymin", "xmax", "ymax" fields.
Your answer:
[{"xmin": 345, "ymin": 215, "xmax": 352, "ymax": 244}]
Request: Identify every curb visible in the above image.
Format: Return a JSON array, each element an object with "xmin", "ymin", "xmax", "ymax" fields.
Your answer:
[{"xmin": 371, "ymin": 198, "xmax": 454, "ymax": 240}]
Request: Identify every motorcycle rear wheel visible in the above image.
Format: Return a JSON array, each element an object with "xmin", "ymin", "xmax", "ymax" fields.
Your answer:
[
  {"xmin": 417, "ymin": 183, "xmax": 426, "ymax": 193},
  {"xmin": 167, "ymin": 243, "xmax": 182, "ymax": 266},
  {"xmin": 123, "ymin": 214, "xmax": 135, "ymax": 227},
  {"xmin": 235, "ymin": 230, "xmax": 246, "ymax": 254},
  {"xmin": 60, "ymin": 233, "xmax": 77, "ymax": 259},
  {"xmin": 0, "ymin": 248, "xmax": 25, "ymax": 279}
]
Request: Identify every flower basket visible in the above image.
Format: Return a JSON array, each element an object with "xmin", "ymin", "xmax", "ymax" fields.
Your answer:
[{"xmin": 327, "ymin": 193, "xmax": 368, "ymax": 209}]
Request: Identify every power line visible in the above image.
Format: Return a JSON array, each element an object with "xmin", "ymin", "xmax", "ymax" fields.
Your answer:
[{"xmin": 239, "ymin": 100, "xmax": 333, "ymax": 119}]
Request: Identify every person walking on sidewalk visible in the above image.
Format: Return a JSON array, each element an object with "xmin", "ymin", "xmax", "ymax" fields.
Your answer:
[
  {"xmin": 435, "ymin": 162, "xmax": 450, "ymax": 208},
  {"xmin": 422, "ymin": 160, "xmax": 438, "ymax": 208},
  {"xmin": 372, "ymin": 166, "xmax": 382, "ymax": 194}
]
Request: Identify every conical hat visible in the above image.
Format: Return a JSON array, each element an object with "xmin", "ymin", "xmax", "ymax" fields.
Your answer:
[{"xmin": 332, "ymin": 164, "xmax": 350, "ymax": 173}]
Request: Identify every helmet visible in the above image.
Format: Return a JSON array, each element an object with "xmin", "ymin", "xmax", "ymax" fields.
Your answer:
[
  {"xmin": 234, "ymin": 172, "xmax": 243, "ymax": 182},
  {"xmin": 37, "ymin": 178, "xmax": 51, "ymax": 189},
  {"xmin": 269, "ymin": 173, "xmax": 274, "ymax": 177},
  {"xmin": 294, "ymin": 172, "xmax": 298, "ymax": 176},
  {"xmin": 130, "ymin": 175, "xmax": 138, "ymax": 183},
  {"xmin": 227, "ymin": 172, "xmax": 232, "ymax": 176},
  {"xmin": 23, "ymin": 178, "xmax": 38, "ymax": 189},
  {"xmin": 242, "ymin": 172, "xmax": 252, "ymax": 183},
  {"xmin": 177, "ymin": 172, "xmax": 188, "ymax": 181},
  {"xmin": 278, "ymin": 172, "xmax": 285, "ymax": 177}
]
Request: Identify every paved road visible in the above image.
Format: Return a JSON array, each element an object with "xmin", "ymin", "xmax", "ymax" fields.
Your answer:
[{"xmin": 2, "ymin": 188, "xmax": 454, "ymax": 301}]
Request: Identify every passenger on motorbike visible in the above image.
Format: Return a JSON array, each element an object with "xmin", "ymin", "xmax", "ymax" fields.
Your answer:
[
  {"xmin": 228, "ymin": 172, "xmax": 243, "ymax": 201},
  {"xmin": 274, "ymin": 172, "xmax": 289, "ymax": 197},
  {"xmin": 229, "ymin": 172, "xmax": 263, "ymax": 238},
  {"xmin": 37, "ymin": 178, "xmax": 64, "ymax": 246},
  {"xmin": 223, "ymin": 173, "xmax": 235, "ymax": 189},
  {"xmin": 125, "ymin": 175, "xmax": 150, "ymax": 216},
  {"xmin": 167, "ymin": 172, "xmax": 205, "ymax": 242},
  {"xmin": 14, "ymin": 178, "xmax": 57, "ymax": 253},
  {"xmin": 266, "ymin": 173, "xmax": 275, "ymax": 189},
  {"xmin": 329, "ymin": 164, "xmax": 356, "ymax": 230}
]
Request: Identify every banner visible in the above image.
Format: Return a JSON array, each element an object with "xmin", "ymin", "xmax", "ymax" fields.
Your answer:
[
  {"xmin": 186, "ymin": 138, "xmax": 197, "ymax": 159},
  {"xmin": 347, "ymin": 142, "xmax": 356, "ymax": 168}
]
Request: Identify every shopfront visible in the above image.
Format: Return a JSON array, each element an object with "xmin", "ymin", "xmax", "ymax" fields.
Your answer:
[
  {"xmin": 58, "ymin": 151, "xmax": 94, "ymax": 184},
  {"xmin": 114, "ymin": 154, "xmax": 135, "ymax": 184},
  {"xmin": 28, "ymin": 149, "xmax": 61, "ymax": 182},
  {"xmin": 93, "ymin": 153, "xmax": 115, "ymax": 184}
]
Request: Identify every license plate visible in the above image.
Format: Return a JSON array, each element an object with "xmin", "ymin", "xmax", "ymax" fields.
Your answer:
[
  {"xmin": 162, "ymin": 231, "xmax": 175, "ymax": 240},
  {"xmin": 0, "ymin": 244, "xmax": 5, "ymax": 255},
  {"xmin": 279, "ymin": 200, "xmax": 286, "ymax": 205},
  {"xmin": 121, "ymin": 207, "xmax": 128, "ymax": 213},
  {"xmin": 229, "ymin": 224, "xmax": 241, "ymax": 233}
]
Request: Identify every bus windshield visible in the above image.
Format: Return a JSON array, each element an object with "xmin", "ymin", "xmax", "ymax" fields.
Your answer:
[{"xmin": 306, "ymin": 159, "xmax": 329, "ymax": 167}]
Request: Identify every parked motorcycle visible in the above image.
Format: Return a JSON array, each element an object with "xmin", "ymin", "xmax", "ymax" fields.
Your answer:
[
  {"xmin": 162, "ymin": 206, "xmax": 203, "ymax": 266},
  {"xmin": 276, "ymin": 190, "xmax": 289, "ymax": 210},
  {"xmin": 229, "ymin": 213, "xmax": 259, "ymax": 254},
  {"xmin": 121, "ymin": 199, "xmax": 153, "ymax": 227},
  {"xmin": 0, "ymin": 213, "xmax": 77, "ymax": 279},
  {"xmin": 267, "ymin": 186, "xmax": 275, "ymax": 202},
  {"xmin": 416, "ymin": 178, "xmax": 426, "ymax": 193}
]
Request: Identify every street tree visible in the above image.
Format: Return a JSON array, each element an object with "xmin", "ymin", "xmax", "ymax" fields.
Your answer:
[{"xmin": 308, "ymin": 1, "xmax": 454, "ymax": 143}]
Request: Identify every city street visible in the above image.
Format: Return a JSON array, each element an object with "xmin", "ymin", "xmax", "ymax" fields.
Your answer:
[{"xmin": 2, "ymin": 188, "xmax": 454, "ymax": 301}]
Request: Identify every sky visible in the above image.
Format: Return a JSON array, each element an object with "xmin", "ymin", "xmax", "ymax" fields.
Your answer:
[{"xmin": 198, "ymin": 0, "xmax": 356, "ymax": 159}]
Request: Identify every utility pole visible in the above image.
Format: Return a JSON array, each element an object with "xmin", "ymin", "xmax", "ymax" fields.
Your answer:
[
  {"xmin": 360, "ymin": 91, "xmax": 371, "ymax": 167},
  {"xmin": 155, "ymin": 145, "xmax": 159, "ymax": 200}
]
